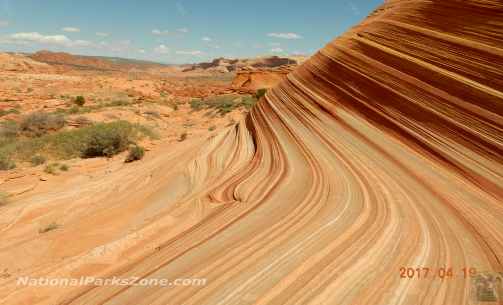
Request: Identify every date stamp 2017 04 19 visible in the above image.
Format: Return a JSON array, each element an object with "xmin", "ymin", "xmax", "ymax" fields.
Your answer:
[{"xmin": 399, "ymin": 267, "xmax": 478, "ymax": 279}]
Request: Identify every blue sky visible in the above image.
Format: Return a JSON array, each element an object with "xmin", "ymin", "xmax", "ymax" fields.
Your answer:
[{"xmin": 0, "ymin": 0, "xmax": 383, "ymax": 64}]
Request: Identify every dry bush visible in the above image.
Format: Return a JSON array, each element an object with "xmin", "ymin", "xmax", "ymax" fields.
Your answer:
[{"xmin": 20, "ymin": 112, "xmax": 66, "ymax": 137}]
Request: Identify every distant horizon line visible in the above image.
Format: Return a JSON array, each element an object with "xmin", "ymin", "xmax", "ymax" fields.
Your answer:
[{"xmin": 2, "ymin": 49, "xmax": 312, "ymax": 66}]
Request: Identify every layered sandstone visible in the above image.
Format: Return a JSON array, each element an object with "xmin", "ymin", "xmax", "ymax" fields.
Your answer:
[
  {"xmin": 231, "ymin": 65, "xmax": 296, "ymax": 93},
  {"xmin": 1, "ymin": 1, "xmax": 502, "ymax": 305}
]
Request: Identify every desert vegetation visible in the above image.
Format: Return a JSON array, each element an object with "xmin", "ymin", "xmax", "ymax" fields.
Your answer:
[
  {"xmin": 19, "ymin": 112, "xmax": 66, "ymax": 137},
  {"xmin": 0, "ymin": 119, "xmax": 155, "ymax": 169},
  {"xmin": 30, "ymin": 154, "xmax": 47, "ymax": 166},
  {"xmin": 43, "ymin": 162, "xmax": 69, "ymax": 175},
  {"xmin": 190, "ymin": 94, "xmax": 258, "ymax": 115},
  {"xmin": 73, "ymin": 95, "xmax": 86, "ymax": 107},
  {"xmin": 179, "ymin": 132, "xmax": 188, "ymax": 142},
  {"xmin": 125, "ymin": 145, "xmax": 145, "ymax": 163},
  {"xmin": 256, "ymin": 88, "xmax": 267, "ymax": 99},
  {"xmin": 0, "ymin": 51, "xmax": 283, "ymax": 177},
  {"xmin": 55, "ymin": 99, "xmax": 135, "ymax": 115},
  {"xmin": 0, "ymin": 108, "xmax": 20, "ymax": 117}
]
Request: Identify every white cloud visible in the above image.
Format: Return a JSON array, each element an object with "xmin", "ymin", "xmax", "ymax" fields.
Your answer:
[
  {"xmin": 267, "ymin": 32, "xmax": 302, "ymax": 40},
  {"xmin": 98, "ymin": 40, "xmax": 132, "ymax": 53},
  {"xmin": 176, "ymin": 50, "xmax": 203, "ymax": 56},
  {"xmin": 0, "ymin": 20, "xmax": 9, "ymax": 27},
  {"xmin": 271, "ymin": 47, "xmax": 284, "ymax": 53},
  {"xmin": 152, "ymin": 29, "xmax": 170, "ymax": 35},
  {"xmin": 202, "ymin": 36, "xmax": 212, "ymax": 42},
  {"xmin": 72, "ymin": 40, "xmax": 93, "ymax": 47},
  {"xmin": 138, "ymin": 49, "xmax": 146, "ymax": 54},
  {"xmin": 152, "ymin": 28, "xmax": 188, "ymax": 36},
  {"xmin": 96, "ymin": 32, "xmax": 109, "ymax": 37},
  {"xmin": 154, "ymin": 44, "xmax": 170, "ymax": 54},
  {"xmin": 8, "ymin": 32, "xmax": 92, "ymax": 47},
  {"xmin": 62, "ymin": 27, "xmax": 81, "ymax": 33},
  {"xmin": 0, "ymin": 37, "xmax": 28, "ymax": 45}
]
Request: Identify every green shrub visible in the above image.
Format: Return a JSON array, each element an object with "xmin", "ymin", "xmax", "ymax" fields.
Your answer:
[
  {"xmin": 8, "ymin": 137, "xmax": 44, "ymax": 161},
  {"xmin": 208, "ymin": 126, "xmax": 216, "ymax": 131},
  {"xmin": 188, "ymin": 94, "xmax": 257, "ymax": 115},
  {"xmin": 74, "ymin": 96, "xmax": 86, "ymax": 107},
  {"xmin": 125, "ymin": 145, "xmax": 145, "ymax": 163},
  {"xmin": 256, "ymin": 88, "xmax": 267, "ymax": 99},
  {"xmin": 190, "ymin": 99, "xmax": 204, "ymax": 111},
  {"xmin": 0, "ymin": 109, "xmax": 20, "ymax": 117},
  {"xmin": 220, "ymin": 103, "xmax": 234, "ymax": 114},
  {"xmin": 204, "ymin": 95, "xmax": 249, "ymax": 115},
  {"xmin": 20, "ymin": 112, "xmax": 66, "ymax": 137},
  {"xmin": 43, "ymin": 163, "xmax": 69, "ymax": 174},
  {"xmin": 209, "ymin": 99, "xmax": 234, "ymax": 115},
  {"xmin": 0, "ymin": 152, "xmax": 16, "ymax": 171},
  {"xmin": 30, "ymin": 155, "xmax": 46, "ymax": 166},
  {"xmin": 80, "ymin": 121, "xmax": 135, "ymax": 158},
  {"xmin": 0, "ymin": 121, "xmax": 153, "ymax": 163},
  {"xmin": 241, "ymin": 96, "xmax": 258, "ymax": 109},
  {"xmin": 134, "ymin": 124, "xmax": 159, "ymax": 140},
  {"xmin": 0, "ymin": 121, "xmax": 19, "ymax": 139},
  {"xmin": 44, "ymin": 163, "xmax": 58, "ymax": 175},
  {"xmin": 68, "ymin": 106, "xmax": 80, "ymax": 114}
]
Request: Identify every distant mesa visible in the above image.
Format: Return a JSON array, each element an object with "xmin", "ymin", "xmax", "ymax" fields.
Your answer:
[
  {"xmin": 0, "ymin": 52, "xmax": 54, "ymax": 73},
  {"xmin": 29, "ymin": 50, "xmax": 170, "ymax": 72},
  {"xmin": 183, "ymin": 55, "xmax": 307, "ymax": 73}
]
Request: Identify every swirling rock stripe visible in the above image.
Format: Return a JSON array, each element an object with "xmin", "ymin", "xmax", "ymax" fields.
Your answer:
[{"xmin": 1, "ymin": 1, "xmax": 502, "ymax": 304}]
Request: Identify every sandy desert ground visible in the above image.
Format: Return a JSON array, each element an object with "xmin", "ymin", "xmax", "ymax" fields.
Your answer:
[{"xmin": 1, "ymin": 0, "xmax": 503, "ymax": 304}]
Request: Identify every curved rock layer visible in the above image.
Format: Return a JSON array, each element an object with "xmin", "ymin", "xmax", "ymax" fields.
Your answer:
[{"xmin": 1, "ymin": 0, "xmax": 503, "ymax": 304}]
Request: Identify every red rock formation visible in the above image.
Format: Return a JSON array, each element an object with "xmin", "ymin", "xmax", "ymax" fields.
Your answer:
[
  {"xmin": 184, "ymin": 56, "xmax": 305, "ymax": 73},
  {"xmin": 30, "ymin": 51, "xmax": 117, "ymax": 71},
  {"xmin": 231, "ymin": 65, "xmax": 295, "ymax": 93}
]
